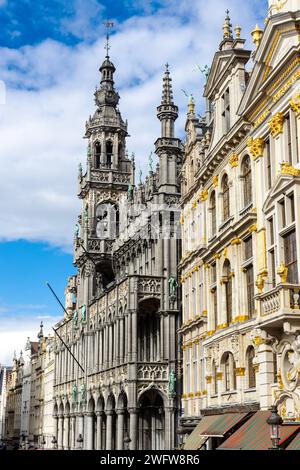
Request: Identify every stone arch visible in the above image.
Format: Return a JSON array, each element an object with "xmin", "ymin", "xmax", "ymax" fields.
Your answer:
[{"xmin": 137, "ymin": 388, "xmax": 165, "ymax": 450}]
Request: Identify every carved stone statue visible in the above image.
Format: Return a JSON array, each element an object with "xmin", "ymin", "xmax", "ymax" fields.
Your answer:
[
  {"xmin": 72, "ymin": 383, "xmax": 78, "ymax": 403},
  {"xmin": 168, "ymin": 276, "xmax": 178, "ymax": 298},
  {"xmin": 83, "ymin": 204, "xmax": 89, "ymax": 226},
  {"xmin": 74, "ymin": 223, "xmax": 80, "ymax": 239},
  {"xmin": 168, "ymin": 370, "xmax": 176, "ymax": 398},
  {"xmin": 81, "ymin": 304, "xmax": 86, "ymax": 323},
  {"xmin": 80, "ymin": 383, "xmax": 85, "ymax": 403},
  {"xmin": 73, "ymin": 309, "xmax": 78, "ymax": 328},
  {"xmin": 149, "ymin": 151, "xmax": 153, "ymax": 172},
  {"xmin": 78, "ymin": 163, "xmax": 83, "ymax": 180},
  {"xmin": 128, "ymin": 183, "xmax": 134, "ymax": 201}
]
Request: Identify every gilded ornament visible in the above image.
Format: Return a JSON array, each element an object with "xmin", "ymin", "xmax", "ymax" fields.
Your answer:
[
  {"xmin": 207, "ymin": 330, "xmax": 215, "ymax": 336},
  {"xmin": 256, "ymin": 273, "xmax": 266, "ymax": 294},
  {"xmin": 179, "ymin": 214, "xmax": 184, "ymax": 225},
  {"xmin": 280, "ymin": 162, "xmax": 300, "ymax": 176},
  {"xmin": 229, "ymin": 153, "xmax": 239, "ymax": 168},
  {"xmin": 290, "ymin": 91, "xmax": 300, "ymax": 116},
  {"xmin": 205, "ymin": 375, "xmax": 212, "ymax": 383},
  {"xmin": 235, "ymin": 367, "xmax": 246, "ymax": 377},
  {"xmin": 213, "ymin": 252, "xmax": 222, "ymax": 260},
  {"xmin": 202, "ymin": 389, "xmax": 207, "ymax": 395},
  {"xmin": 213, "ymin": 175, "xmax": 219, "ymax": 187},
  {"xmin": 248, "ymin": 223, "xmax": 257, "ymax": 233},
  {"xmin": 231, "ymin": 238, "xmax": 241, "ymax": 245},
  {"xmin": 277, "ymin": 370, "xmax": 284, "ymax": 390},
  {"xmin": 202, "ymin": 310, "xmax": 208, "ymax": 316},
  {"xmin": 251, "ymin": 24, "xmax": 263, "ymax": 48},
  {"xmin": 200, "ymin": 189, "xmax": 209, "ymax": 201},
  {"xmin": 269, "ymin": 112, "xmax": 285, "ymax": 137},
  {"xmin": 248, "ymin": 137, "xmax": 265, "ymax": 160},
  {"xmin": 217, "ymin": 323, "xmax": 228, "ymax": 330},
  {"xmin": 192, "ymin": 199, "xmax": 197, "ymax": 209},
  {"xmin": 277, "ymin": 262, "xmax": 288, "ymax": 283},
  {"xmin": 216, "ymin": 372, "xmax": 223, "ymax": 380}
]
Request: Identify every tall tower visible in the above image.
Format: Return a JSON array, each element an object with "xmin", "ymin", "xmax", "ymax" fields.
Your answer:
[
  {"xmin": 75, "ymin": 46, "xmax": 133, "ymax": 312},
  {"xmin": 155, "ymin": 64, "xmax": 182, "ymax": 193}
]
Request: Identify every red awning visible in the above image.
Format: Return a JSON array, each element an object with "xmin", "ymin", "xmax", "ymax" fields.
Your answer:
[
  {"xmin": 218, "ymin": 411, "xmax": 300, "ymax": 450},
  {"xmin": 285, "ymin": 431, "xmax": 300, "ymax": 450},
  {"xmin": 183, "ymin": 412, "xmax": 249, "ymax": 450}
]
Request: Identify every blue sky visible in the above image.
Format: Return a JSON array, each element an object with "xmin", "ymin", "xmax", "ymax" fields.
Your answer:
[{"xmin": 0, "ymin": 0, "xmax": 267, "ymax": 364}]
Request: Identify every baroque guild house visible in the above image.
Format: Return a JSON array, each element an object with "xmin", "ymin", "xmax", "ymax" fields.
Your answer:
[{"xmin": 180, "ymin": 0, "xmax": 300, "ymax": 450}]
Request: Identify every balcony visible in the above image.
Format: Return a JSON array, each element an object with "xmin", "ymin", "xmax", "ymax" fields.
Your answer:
[{"xmin": 259, "ymin": 284, "xmax": 300, "ymax": 327}]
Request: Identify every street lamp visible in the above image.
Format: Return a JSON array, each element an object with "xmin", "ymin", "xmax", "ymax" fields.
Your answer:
[
  {"xmin": 51, "ymin": 436, "xmax": 57, "ymax": 450},
  {"xmin": 123, "ymin": 433, "xmax": 131, "ymax": 450},
  {"xmin": 77, "ymin": 434, "xmax": 83, "ymax": 450},
  {"xmin": 266, "ymin": 405, "xmax": 283, "ymax": 450}
]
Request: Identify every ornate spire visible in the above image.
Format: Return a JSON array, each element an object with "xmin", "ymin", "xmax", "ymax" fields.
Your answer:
[
  {"xmin": 223, "ymin": 10, "xmax": 233, "ymax": 39},
  {"xmin": 38, "ymin": 321, "xmax": 44, "ymax": 341},
  {"xmin": 161, "ymin": 63, "xmax": 174, "ymax": 105},
  {"xmin": 157, "ymin": 64, "xmax": 178, "ymax": 139}
]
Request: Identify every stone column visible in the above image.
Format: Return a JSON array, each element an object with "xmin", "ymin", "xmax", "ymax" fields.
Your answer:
[
  {"xmin": 70, "ymin": 413, "xmax": 76, "ymax": 449},
  {"xmin": 257, "ymin": 342, "xmax": 275, "ymax": 409},
  {"xmin": 160, "ymin": 314, "xmax": 164, "ymax": 360},
  {"xmin": 116, "ymin": 409, "xmax": 125, "ymax": 450},
  {"xmin": 115, "ymin": 319, "xmax": 119, "ymax": 366},
  {"xmin": 120, "ymin": 317, "xmax": 124, "ymax": 364},
  {"xmin": 96, "ymin": 411, "xmax": 103, "ymax": 450},
  {"xmin": 131, "ymin": 311, "xmax": 137, "ymax": 362},
  {"xmin": 106, "ymin": 410, "xmax": 114, "ymax": 450},
  {"xmin": 129, "ymin": 408, "xmax": 138, "ymax": 450},
  {"xmin": 128, "ymin": 313, "xmax": 132, "ymax": 361},
  {"xmin": 124, "ymin": 315, "xmax": 128, "ymax": 362},
  {"xmin": 63, "ymin": 414, "xmax": 70, "ymax": 450},
  {"xmin": 53, "ymin": 415, "xmax": 58, "ymax": 444},
  {"xmin": 165, "ymin": 405, "xmax": 175, "ymax": 450},
  {"xmin": 57, "ymin": 414, "xmax": 64, "ymax": 450},
  {"xmin": 76, "ymin": 413, "xmax": 84, "ymax": 449},
  {"xmin": 85, "ymin": 412, "xmax": 94, "ymax": 450}
]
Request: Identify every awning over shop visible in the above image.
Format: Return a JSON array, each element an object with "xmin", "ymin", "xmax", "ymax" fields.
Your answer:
[
  {"xmin": 218, "ymin": 411, "xmax": 300, "ymax": 450},
  {"xmin": 285, "ymin": 431, "xmax": 300, "ymax": 450},
  {"xmin": 183, "ymin": 412, "xmax": 249, "ymax": 450}
]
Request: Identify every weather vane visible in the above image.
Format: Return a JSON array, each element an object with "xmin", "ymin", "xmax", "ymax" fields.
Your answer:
[{"xmin": 103, "ymin": 20, "xmax": 114, "ymax": 57}]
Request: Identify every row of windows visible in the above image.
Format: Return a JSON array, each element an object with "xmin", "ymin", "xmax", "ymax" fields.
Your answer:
[{"xmin": 209, "ymin": 155, "xmax": 252, "ymax": 237}]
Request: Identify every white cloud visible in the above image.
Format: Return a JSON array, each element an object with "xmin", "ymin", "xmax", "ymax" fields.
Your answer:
[
  {"xmin": 0, "ymin": 0, "xmax": 266, "ymax": 251},
  {"xmin": 0, "ymin": 314, "xmax": 60, "ymax": 365}
]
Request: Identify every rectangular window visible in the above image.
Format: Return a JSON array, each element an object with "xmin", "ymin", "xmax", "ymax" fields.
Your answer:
[
  {"xmin": 211, "ymin": 263, "xmax": 217, "ymax": 283},
  {"xmin": 283, "ymin": 230, "xmax": 298, "ymax": 284},
  {"xmin": 270, "ymin": 249, "xmax": 276, "ymax": 288},
  {"xmin": 244, "ymin": 236, "xmax": 253, "ymax": 261},
  {"xmin": 279, "ymin": 200, "xmax": 286, "ymax": 228},
  {"xmin": 222, "ymin": 88, "xmax": 230, "ymax": 134},
  {"xmin": 286, "ymin": 114, "xmax": 292, "ymax": 165},
  {"xmin": 269, "ymin": 217, "xmax": 274, "ymax": 245},
  {"xmin": 212, "ymin": 288, "xmax": 217, "ymax": 330},
  {"xmin": 246, "ymin": 265, "xmax": 255, "ymax": 317},
  {"xmin": 266, "ymin": 139, "xmax": 272, "ymax": 189},
  {"xmin": 288, "ymin": 193, "xmax": 295, "ymax": 223}
]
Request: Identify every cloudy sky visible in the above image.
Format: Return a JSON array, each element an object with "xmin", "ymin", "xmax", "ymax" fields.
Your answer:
[{"xmin": 0, "ymin": 0, "xmax": 267, "ymax": 364}]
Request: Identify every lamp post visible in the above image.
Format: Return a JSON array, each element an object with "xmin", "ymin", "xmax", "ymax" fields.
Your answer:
[
  {"xmin": 266, "ymin": 405, "xmax": 283, "ymax": 450},
  {"xmin": 77, "ymin": 433, "xmax": 83, "ymax": 450},
  {"xmin": 51, "ymin": 436, "xmax": 57, "ymax": 450}
]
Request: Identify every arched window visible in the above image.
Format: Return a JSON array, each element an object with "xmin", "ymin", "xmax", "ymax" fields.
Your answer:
[
  {"xmin": 241, "ymin": 155, "xmax": 252, "ymax": 207},
  {"xmin": 106, "ymin": 141, "xmax": 113, "ymax": 168},
  {"xmin": 247, "ymin": 347, "xmax": 256, "ymax": 389},
  {"xmin": 222, "ymin": 352, "xmax": 236, "ymax": 392},
  {"xmin": 222, "ymin": 174, "xmax": 230, "ymax": 221},
  {"xmin": 223, "ymin": 260, "xmax": 233, "ymax": 324},
  {"xmin": 95, "ymin": 142, "xmax": 101, "ymax": 169},
  {"xmin": 210, "ymin": 191, "xmax": 216, "ymax": 236}
]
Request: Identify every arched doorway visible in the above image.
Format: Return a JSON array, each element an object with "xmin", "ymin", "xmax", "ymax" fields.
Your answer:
[
  {"xmin": 106, "ymin": 394, "xmax": 116, "ymax": 450},
  {"xmin": 138, "ymin": 389, "xmax": 165, "ymax": 450},
  {"xmin": 116, "ymin": 392, "xmax": 129, "ymax": 450}
]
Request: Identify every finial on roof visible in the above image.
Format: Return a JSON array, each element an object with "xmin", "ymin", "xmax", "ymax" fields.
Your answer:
[
  {"xmin": 223, "ymin": 9, "xmax": 233, "ymax": 39},
  {"xmin": 251, "ymin": 24, "xmax": 264, "ymax": 48},
  {"xmin": 103, "ymin": 20, "xmax": 114, "ymax": 58},
  {"xmin": 38, "ymin": 321, "xmax": 44, "ymax": 341},
  {"xmin": 234, "ymin": 24, "xmax": 242, "ymax": 39},
  {"xmin": 161, "ymin": 63, "xmax": 174, "ymax": 105},
  {"xmin": 188, "ymin": 94, "xmax": 195, "ymax": 115}
]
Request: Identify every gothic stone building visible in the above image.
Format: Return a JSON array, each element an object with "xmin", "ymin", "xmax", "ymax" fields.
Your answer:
[
  {"xmin": 180, "ymin": 0, "xmax": 300, "ymax": 448},
  {"xmin": 52, "ymin": 53, "xmax": 183, "ymax": 450}
]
